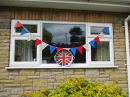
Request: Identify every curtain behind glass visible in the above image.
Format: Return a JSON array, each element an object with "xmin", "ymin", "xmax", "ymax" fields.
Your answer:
[
  {"xmin": 15, "ymin": 40, "xmax": 36, "ymax": 61},
  {"xmin": 91, "ymin": 42, "xmax": 110, "ymax": 61}
]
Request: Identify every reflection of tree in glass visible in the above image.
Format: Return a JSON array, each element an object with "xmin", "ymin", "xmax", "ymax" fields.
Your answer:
[
  {"xmin": 42, "ymin": 27, "xmax": 53, "ymax": 59},
  {"xmin": 43, "ymin": 27, "xmax": 53, "ymax": 45},
  {"xmin": 74, "ymin": 36, "xmax": 86, "ymax": 63},
  {"xmin": 41, "ymin": 26, "xmax": 86, "ymax": 63},
  {"xmin": 69, "ymin": 27, "xmax": 86, "ymax": 63},
  {"xmin": 79, "ymin": 37, "xmax": 85, "ymax": 45},
  {"xmin": 69, "ymin": 27, "xmax": 83, "ymax": 44}
]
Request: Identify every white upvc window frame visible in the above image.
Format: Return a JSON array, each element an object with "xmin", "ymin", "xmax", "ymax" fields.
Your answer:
[
  {"xmin": 87, "ymin": 23, "xmax": 113, "ymax": 38},
  {"xmin": 40, "ymin": 21, "xmax": 88, "ymax": 66},
  {"xmin": 10, "ymin": 37, "xmax": 40, "ymax": 67},
  {"xmin": 11, "ymin": 20, "xmax": 41, "ymax": 36},
  {"xmin": 87, "ymin": 38, "xmax": 114, "ymax": 66},
  {"xmin": 87, "ymin": 23, "xmax": 114, "ymax": 66},
  {"xmin": 7, "ymin": 20, "xmax": 117, "ymax": 69}
]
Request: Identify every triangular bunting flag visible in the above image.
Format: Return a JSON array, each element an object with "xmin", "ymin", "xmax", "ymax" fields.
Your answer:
[
  {"xmin": 63, "ymin": 48, "xmax": 70, "ymax": 51},
  {"xmin": 98, "ymin": 32, "xmax": 105, "ymax": 39},
  {"xmin": 57, "ymin": 47, "xmax": 63, "ymax": 52},
  {"xmin": 83, "ymin": 44, "xmax": 89, "ymax": 52},
  {"xmin": 28, "ymin": 33, "xmax": 35, "ymax": 41},
  {"xmin": 103, "ymin": 27, "xmax": 110, "ymax": 34},
  {"xmin": 50, "ymin": 45, "xmax": 56, "ymax": 54},
  {"xmin": 70, "ymin": 47, "xmax": 77, "ymax": 56},
  {"xmin": 35, "ymin": 38, "xmax": 42, "ymax": 47},
  {"xmin": 41, "ymin": 42, "xmax": 49, "ymax": 50},
  {"xmin": 77, "ymin": 46, "xmax": 83, "ymax": 54},
  {"xmin": 14, "ymin": 21, "xmax": 23, "ymax": 28},
  {"xmin": 94, "ymin": 36, "xmax": 101, "ymax": 44},
  {"xmin": 20, "ymin": 27, "xmax": 29, "ymax": 35},
  {"xmin": 89, "ymin": 40, "xmax": 95, "ymax": 48}
]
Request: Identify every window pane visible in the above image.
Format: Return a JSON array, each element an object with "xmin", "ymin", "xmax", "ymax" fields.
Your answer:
[
  {"xmin": 42, "ymin": 24, "xmax": 86, "ymax": 64},
  {"xmin": 91, "ymin": 27, "xmax": 109, "ymax": 35},
  {"xmin": 91, "ymin": 41, "xmax": 110, "ymax": 61},
  {"xmin": 15, "ymin": 40, "xmax": 37, "ymax": 62},
  {"xmin": 16, "ymin": 25, "xmax": 37, "ymax": 33}
]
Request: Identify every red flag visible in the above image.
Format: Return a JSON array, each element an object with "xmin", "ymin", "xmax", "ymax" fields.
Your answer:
[
  {"xmin": 57, "ymin": 47, "xmax": 63, "ymax": 52},
  {"xmin": 35, "ymin": 38, "xmax": 42, "ymax": 47},
  {"xmin": 77, "ymin": 46, "xmax": 83, "ymax": 54},
  {"xmin": 14, "ymin": 21, "xmax": 23, "ymax": 28},
  {"xmin": 94, "ymin": 36, "xmax": 101, "ymax": 44}
]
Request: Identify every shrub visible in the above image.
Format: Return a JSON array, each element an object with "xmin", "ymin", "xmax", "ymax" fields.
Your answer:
[
  {"xmin": 20, "ymin": 76, "xmax": 127, "ymax": 97},
  {"xmin": 19, "ymin": 88, "xmax": 50, "ymax": 97}
]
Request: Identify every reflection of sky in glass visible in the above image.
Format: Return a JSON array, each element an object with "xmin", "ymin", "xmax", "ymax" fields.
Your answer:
[
  {"xmin": 43, "ymin": 24, "xmax": 85, "ymax": 44},
  {"xmin": 91, "ymin": 27, "xmax": 109, "ymax": 35}
]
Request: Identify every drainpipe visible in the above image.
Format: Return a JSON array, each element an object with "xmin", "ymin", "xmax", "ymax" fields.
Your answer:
[{"xmin": 125, "ymin": 15, "xmax": 130, "ymax": 97}]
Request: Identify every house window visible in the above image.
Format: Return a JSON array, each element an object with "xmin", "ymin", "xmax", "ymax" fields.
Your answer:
[
  {"xmin": 91, "ymin": 27, "xmax": 109, "ymax": 35},
  {"xmin": 16, "ymin": 25, "xmax": 37, "ymax": 33},
  {"xmin": 91, "ymin": 41, "xmax": 110, "ymax": 61},
  {"xmin": 42, "ymin": 24, "xmax": 86, "ymax": 64},
  {"xmin": 15, "ymin": 40, "xmax": 36, "ymax": 62},
  {"xmin": 9, "ymin": 20, "xmax": 116, "ymax": 68},
  {"xmin": 87, "ymin": 23, "xmax": 114, "ymax": 66}
]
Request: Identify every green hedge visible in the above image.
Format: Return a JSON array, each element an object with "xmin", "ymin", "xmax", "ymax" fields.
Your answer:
[{"xmin": 19, "ymin": 76, "xmax": 127, "ymax": 97}]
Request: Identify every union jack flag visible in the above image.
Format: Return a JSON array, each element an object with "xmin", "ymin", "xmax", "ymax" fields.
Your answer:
[{"xmin": 54, "ymin": 50, "xmax": 73, "ymax": 66}]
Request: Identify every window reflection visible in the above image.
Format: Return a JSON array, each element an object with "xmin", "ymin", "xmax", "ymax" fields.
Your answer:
[
  {"xmin": 42, "ymin": 24, "xmax": 86, "ymax": 64},
  {"xmin": 16, "ymin": 25, "xmax": 37, "ymax": 33},
  {"xmin": 91, "ymin": 27, "xmax": 109, "ymax": 35}
]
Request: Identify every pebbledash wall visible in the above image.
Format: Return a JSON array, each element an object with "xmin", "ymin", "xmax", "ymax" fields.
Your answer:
[{"xmin": 0, "ymin": 7, "xmax": 129, "ymax": 97}]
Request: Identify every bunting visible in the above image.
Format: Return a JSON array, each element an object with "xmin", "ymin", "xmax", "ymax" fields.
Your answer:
[
  {"xmin": 63, "ymin": 48, "xmax": 70, "ymax": 51},
  {"xmin": 41, "ymin": 42, "xmax": 49, "ymax": 50},
  {"xmin": 28, "ymin": 33, "xmax": 35, "ymax": 41},
  {"xmin": 14, "ymin": 21, "xmax": 112, "ymax": 66},
  {"xmin": 20, "ymin": 27, "xmax": 29, "ymax": 35},
  {"xmin": 35, "ymin": 38, "xmax": 42, "ymax": 47},
  {"xmin": 57, "ymin": 47, "xmax": 63, "ymax": 52},
  {"xmin": 89, "ymin": 40, "xmax": 95, "ymax": 48},
  {"xmin": 14, "ymin": 21, "xmax": 111, "ymax": 58},
  {"xmin": 98, "ymin": 32, "xmax": 105, "ymax": 39},
  {"xmin": 83, "ymin": 44, "xmax": 89, "ymax": 52},
  {"xmin": 14, "ymin": 21, "xmax": 23, "ymax": 28},
  {"xmin": 77, "ymin": 46, "xmax": 83, "ymax": 54},
  {"xmin": 94, "ymin": 36, "xmax": 101, "ymax": 44},
  {"xmin": 70, "ymin": 47, "xmax": 77, "ymax": 56},
  {"xmin": 103, "ymin": 27, "xmax": 110, "ymax": 34},
  {"xmin": 50, "ymin": 45, "xmax": 56, "ymax": 54}
]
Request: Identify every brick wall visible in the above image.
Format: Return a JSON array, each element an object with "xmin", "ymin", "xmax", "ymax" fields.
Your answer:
[{"xmin": 0, "ymin": 7, "xmax": 129, "ymax": 97}]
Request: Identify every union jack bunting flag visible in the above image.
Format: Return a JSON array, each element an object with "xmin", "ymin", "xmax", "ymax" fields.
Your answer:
[{"xmin": 54, "ymin": 50, "xmax": 73, "ymax": 66}]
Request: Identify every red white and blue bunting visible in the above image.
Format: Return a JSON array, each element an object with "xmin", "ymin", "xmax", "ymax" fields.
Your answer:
[
  {"xmin": 14, "ymin": 21, "xmax": 110, "ymax": 66},
  {"xmin": 14, "ymin": 21, "xmax": 110, "ymax": 56}
]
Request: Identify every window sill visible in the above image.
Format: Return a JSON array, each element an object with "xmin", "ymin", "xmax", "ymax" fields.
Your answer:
[{"xmin": 6, "ymin": 65, "xmax": 118, "ymax": 69}]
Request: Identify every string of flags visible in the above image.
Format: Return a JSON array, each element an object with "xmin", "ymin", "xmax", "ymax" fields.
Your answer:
[
  {"xmin": 98, "ymin": 32, "xmax": 104, "ymax": 39},
  {"xmin": 14, "ymin": 21, "xmax": 110, "ymax": 56},
  {"xmin": 28, "ymin": 33, "xmax": 35, "ymax": 41}
]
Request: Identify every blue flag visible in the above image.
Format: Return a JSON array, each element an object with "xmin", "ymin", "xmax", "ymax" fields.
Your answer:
[
  {"xmin": 89, "ymin": 40, "xmax": 95, "ymax": 48},
  {"xmin": 70, "ymin": 47, "xmax": 77, "ymax": 56},
  {"xmin": 103, "ymin": 27, "xmax": 110, "ymax": 34},
  {"xmin": 20, "ymin": 27, "xmax": 29, "ymax": 35},
  {"xmin": 50, "ymin": 45, "xmax": 56, "ymax": 54}
]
